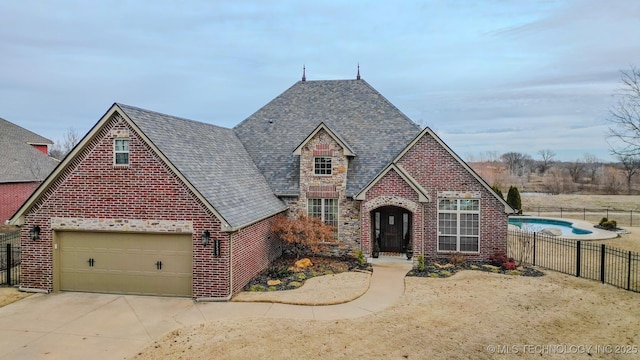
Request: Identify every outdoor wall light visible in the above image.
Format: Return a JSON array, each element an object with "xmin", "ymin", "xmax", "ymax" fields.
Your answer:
[
  {"xmin": 201, "ymin": 230, "xmax": 221, "ymax": 257},
  {"xmin": 201, "ymin": 230, "xmax": 211, "ymax": 246},
  {"xmin": 28, "ymin": 225, "xmax": 41, "ymax": 241}
]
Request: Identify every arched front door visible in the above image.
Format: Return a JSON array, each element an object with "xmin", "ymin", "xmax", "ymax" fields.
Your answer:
[{"xmin": 372, "ymin": 206, "xmax": 412, "ymax": 253}]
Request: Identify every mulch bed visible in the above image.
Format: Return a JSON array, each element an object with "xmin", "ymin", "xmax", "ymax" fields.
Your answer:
[
  {"xmin": 244, "ymin": 255, "xmax": 372, "ymax": 292},
  {"xmin": 407, "ymin": 261, "xmax": 545, "ymax": 278}
]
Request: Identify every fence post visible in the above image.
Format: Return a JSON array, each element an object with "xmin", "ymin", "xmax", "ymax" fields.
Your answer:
[
  {"xmin": 560, "ymin": 207, "xmax": 563, "ymax": 218},
  {"xmin": 532, "ymin": 232, "xmax": 536, "ymax": 266},
  {"xmin": 631, "ymin": 210, "xmax": 633, "ymax": 227},
  {"xmin": 6, "ymin": 243, "xmax": 11, "ymax": 286},
  {"xmin": 576, "ymin": 241, "xmax": 581, "ymax": 277},
  {"xmin": 583, "ymin": 208, "xmax": 586, "ymax": 220},
  {"xmin": 600, "ymin": 244, "xmax": 606, "ymax": 284},
  {"xmin": 606, "ymin": 208, "xmax": 609, "ymax": 219},
  {"xmin": 628, "ymin": 251, "xmax": 632, "ymax": 291}
]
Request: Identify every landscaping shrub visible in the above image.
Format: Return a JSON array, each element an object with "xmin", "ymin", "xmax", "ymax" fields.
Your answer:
[
  {"xmin": 448, "ymin": 252, "xmax": 466, "ymax": 266},
  {"xmin": 416, "ymin": 254, "xmax": 425, "ymax": 272},
  {"xmin": 270, "ymin": 212, "xmax": 336, "ymax": 258},
  {"xmin": 356, "ymin": 250, "xmax": 366, "ymax": 267},
  {"xmin": 491, "ymin": 184, "xmax": 504, "ymax": 199},
  {"xmin": 489, "ymin": 249, "xmax": 516, "ymax": 270},
  {"xmin": 599, "ymin": 217, "xmax": 618, "ymax": 230},
  {"xmin": 506, "ymin": 185, "xmax": 522, "ymax": 213}
]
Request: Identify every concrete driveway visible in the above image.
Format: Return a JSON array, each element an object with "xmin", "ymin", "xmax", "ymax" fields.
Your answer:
[{"xmin": 0, "ymin": 259, "xmax": 411, "ymax": 359}]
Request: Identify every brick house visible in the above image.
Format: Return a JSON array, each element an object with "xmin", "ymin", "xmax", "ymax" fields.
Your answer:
[
  {"xmin": 0, "ymin": 117, "xmax": 58, "ymax": 223},
  {"xmin": 11, "ymin": 76, "xmax": 514, "ymax": 299}
]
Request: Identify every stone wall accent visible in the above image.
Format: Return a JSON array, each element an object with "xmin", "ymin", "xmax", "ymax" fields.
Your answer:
[
  {"xmin": 51, "ymin": 217, "xmax": 193, "ymax": 233},
  {"xmin": 289, "ymin": 128, "xmax": 361, "ymax": 256}
]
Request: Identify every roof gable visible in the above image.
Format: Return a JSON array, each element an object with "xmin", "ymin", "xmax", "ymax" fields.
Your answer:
[
  {"xmin": 354, "ymin": 163, "xmax": 430, "ymax": 202},
  {"xmin": 11, "ymin": 104, "xmax": 287, "ymax": 229},
  {"xmin": 0, "ymin": 117, "xmax": 53, "ymax": 145},
  {"xmin": 393, "ymin": 127, "xmax": 515, "ymax": 213},
  {"xmin": 292, "ymin": 122, "xmax": 356, "ymax": 156},
  {"xmin": 234, "ymin": 79, "xmax": 421, "ymax": 196}
]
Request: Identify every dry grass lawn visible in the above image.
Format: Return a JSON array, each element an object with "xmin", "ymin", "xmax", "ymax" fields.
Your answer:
[
  {"xmin": 0, "ymin": 287, "xmax": 31, "ymax": 308},
  {"xmin": 135, "ymin": 270, "xmax": 639, "ymax": 360}
]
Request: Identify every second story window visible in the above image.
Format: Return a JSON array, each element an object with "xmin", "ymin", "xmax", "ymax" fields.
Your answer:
[
  {"xmin": 314, "ymin": 157, "xmax": 332, "ymax": 175},
  {"xmin": 114, "ymin": 138, "xmax": 130, "ymax": 165}
]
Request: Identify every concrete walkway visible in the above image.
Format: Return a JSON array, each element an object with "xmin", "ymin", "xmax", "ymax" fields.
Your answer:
[{"xmin": 0, "ymin": 258, "xmax": 413, "ymax": 360}]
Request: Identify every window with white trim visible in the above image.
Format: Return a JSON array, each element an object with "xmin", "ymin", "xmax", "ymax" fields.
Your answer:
[
  {"xmin": 308, "ymin": 198, "xmax": 338, "ymax": 236},
  {"xmin": 314, "ymin": 157, "xmax": 332, "ymax": 175},
  {"xmin": 114, "ymin": 139, "xmax": 130, "ymax": 165},
  {"xmin": 437, "ymin": 198, "xmax": 479, "ymax": 252}
]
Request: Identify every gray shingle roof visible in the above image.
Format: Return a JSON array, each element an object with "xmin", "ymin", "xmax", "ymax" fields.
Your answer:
[
  {"xmin": 117, "ymin": 104, "xmax": 287, "ymax": 229},
  {"xmin": 234, "ymin": 79, "xmax": 422, "ymax": 195},
  {"xmin": 0, "ymin": 117, "xmax": 53, "ymax": 145},
  {"xmin": 0, "ymin": 118, "xmax": 58, "ymax": 182}
]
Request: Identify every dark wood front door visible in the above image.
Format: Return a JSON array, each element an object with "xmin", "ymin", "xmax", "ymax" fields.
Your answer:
[{"xmin": 373, "ymin": 207, "xmax": 411, "ymax": 253}]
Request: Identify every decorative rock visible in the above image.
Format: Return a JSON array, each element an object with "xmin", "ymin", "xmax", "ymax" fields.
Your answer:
[
  {"xmin": 294, "ymin": 258, "xmax": 313, "ymax": 269},
  {"xmin": 267, "ymin": 279, "xmax": 281, "ymax": 286}
]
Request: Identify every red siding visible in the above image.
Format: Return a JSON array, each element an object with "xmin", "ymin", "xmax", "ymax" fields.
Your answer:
[{"xmin": 0, "ymin": 182, "xmax": 40, "ymax": 223}]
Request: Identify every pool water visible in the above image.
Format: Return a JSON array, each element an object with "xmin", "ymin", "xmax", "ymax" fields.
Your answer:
[{"xmin": 508, "ymin": 217, "xmax": 593, "ymax": 235}]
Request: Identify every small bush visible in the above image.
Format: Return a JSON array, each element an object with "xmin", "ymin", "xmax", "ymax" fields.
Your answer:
[
  {"xmin": 448, "ymin": 252, "xmax": 466, "ymax": 266},
  {"xmin": 356, "ymin": 250, "xmax": 366, "ymax": 267},
  {"xmin": 416, "ymin": 254, "xmax": 426, "ymax": 272},
  {"xmin": 249, "ymin": 285, "xmax": 267, "ymax": 292},
  {"xmin": 599, "ymin": 217, "xmax": 617, "ymax": 230},
  {"xmin": 489, "ymin": 249, "xmax": 515, "ymax": 270},
  {"xmin": 267, "ymin": 265, "xmax": 293, "ymax": 279}
]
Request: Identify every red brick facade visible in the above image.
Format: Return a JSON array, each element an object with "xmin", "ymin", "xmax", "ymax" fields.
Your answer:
[
  {"xmin": 18, "ymin": 114, "xmax": 278, "ymax": 299},
  {"xmin": 0, "ymin": 182, "xmax": 40, "ymax": 223},
  {"xmin": 360, "ymin": 131, "xmax": 508, "ymax": 262}
]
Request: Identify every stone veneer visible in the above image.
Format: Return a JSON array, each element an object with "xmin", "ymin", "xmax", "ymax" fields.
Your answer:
[
  {"xmin": 286, "ymin": 129, "xmax": 362, "ymax": 257},
  {"xmin": 51, "ymin": 217, "xmax": 193, "ymax": 233}
]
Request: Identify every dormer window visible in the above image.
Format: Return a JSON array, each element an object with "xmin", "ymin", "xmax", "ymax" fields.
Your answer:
[
  {"xmin": 114, "ymin": 138, "xmax": 130, "ymax": 165},
  {"xmin": 314, "ymin": 157, "xmax": 332, "ymax": 175}
]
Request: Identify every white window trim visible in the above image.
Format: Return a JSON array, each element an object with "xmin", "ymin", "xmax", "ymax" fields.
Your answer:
[
  {"xmin": 436, "ymin": 198, "xmax": 480, "ymax": 253},
  {"xmin": 313, "ymin": 156, "xmax": 332, "ymax": 176},
  {"xmin": 113, "ymin": 138, "xmax": 130, "ymax": 166},
  {"xmin": 307, "ymin": 198, "xmax": 339, "ymax": 240}
]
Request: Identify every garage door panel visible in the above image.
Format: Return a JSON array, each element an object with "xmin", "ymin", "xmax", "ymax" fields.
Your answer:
[{"xmin": 58, "ymin": 231, "xmax": 193, "ymax": 297}]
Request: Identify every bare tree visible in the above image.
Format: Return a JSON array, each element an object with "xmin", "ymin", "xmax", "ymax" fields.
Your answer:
[
  {"xmin": 567, "ymin": 159, "xmax": 585, "ymax": 183},
  {"xmin": 582, "ymin": 153, "xmax": 601, "ymax": 184},
  {"xmin": 501, "ymin": 152, "xmax": 528, "ymax": 176},
  {"xmin": 537, "ymin": 149, "xmax": 556, "ymax": 174},
  {"xmin": 618, "ymin": 154, "xmax": 640, "ymax": 195},
  {"xmin": 608, "ymin": 66, "xmax": 640, "ymax": 157},
  {"xmin": 50, "ymin": 128, "xmax": 80, "ymax": 160},
  {"xmin": 602, "ymin": 165, "xmax": 624, "ymax": 194}
]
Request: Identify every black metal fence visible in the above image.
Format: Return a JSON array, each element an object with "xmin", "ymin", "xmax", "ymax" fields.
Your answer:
[
  {"xmin": 522, "ymin": 206, "xmax": 637, "ymax": 227},
  {"xmin": 507, "ymin": 229, "xmax": 640, "ymax": 293},
  {"xmin": 0, "ymin": 231, "xmax": 21, "ymax": 286}
]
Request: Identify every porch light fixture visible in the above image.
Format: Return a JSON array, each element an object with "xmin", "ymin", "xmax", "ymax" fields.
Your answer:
[
  {"xmin": 28, "ymin": 225, "xmax": 41, "ymax": 241},
  {"xmin": 201, "ymin": 230, "xmax": 221, "ymax": 257},
  {"xmin": 201, "ymin": 230, "xmax": 211, "ymax": 246}
]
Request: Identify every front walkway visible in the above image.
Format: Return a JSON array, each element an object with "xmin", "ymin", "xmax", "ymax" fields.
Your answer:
[{"xmin": 0, "ymin": 258, "xmax": 413, "ymax": 360}]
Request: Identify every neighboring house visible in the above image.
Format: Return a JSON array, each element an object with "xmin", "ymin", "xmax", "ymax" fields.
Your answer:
[
  {"xmin": 0, "ymin": 118, "xmax": 58, "ymax": 223},
  {"xmin": 11, "ymin": 76, "xmax": 514, "ymax": 299}
]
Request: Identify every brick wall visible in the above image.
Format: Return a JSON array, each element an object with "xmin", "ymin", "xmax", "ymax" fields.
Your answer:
[
  {"xmin": 0, "ymin": 182, "xmax": 40, "ymax": 223},
  {"xmin": 231, "ymin": 215, "xmax": 283, "ymax": 295},
  {"xmin": 20, "ymin": 113, "xmax": 234, "ymax": 298},
  {"xmin": 396, "ymin": 132, "xmax": 508, "ymax": 262}
]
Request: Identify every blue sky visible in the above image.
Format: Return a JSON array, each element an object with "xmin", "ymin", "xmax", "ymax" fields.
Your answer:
[{"xmin": 1, "ymin": 0, "xmax": 639, "ymax": 162}]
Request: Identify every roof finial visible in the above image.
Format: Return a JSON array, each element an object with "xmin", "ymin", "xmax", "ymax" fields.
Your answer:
[
  {"xmin": 302, "ymin": 65, "xmax": 306, "ymax": 82},
  {"xmin": 356, "ymin": 63, "xmax": 361, "ymax": 80}
]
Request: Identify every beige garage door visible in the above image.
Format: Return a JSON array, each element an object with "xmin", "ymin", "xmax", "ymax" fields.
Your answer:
[{"xmin": 57, "ymin": 231, "xmax": 192, "ymax": 297}]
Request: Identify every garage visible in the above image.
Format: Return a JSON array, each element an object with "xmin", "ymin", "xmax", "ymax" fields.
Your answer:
[{"xmin": 55, "ymin": 231, "xmax": 192, "ymax": 297}]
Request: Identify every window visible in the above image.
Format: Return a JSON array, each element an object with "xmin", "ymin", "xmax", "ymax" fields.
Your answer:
[
  {"xmin": 114, "ymin": 139, "xmax": 129, "ymax": 165},
  {"xmin": 314, "ymin": 157, "xmax": 332, "ymax": 175},
  {"xmin": 437, "ymin": 198, "xmax": 479, "ymax": 253},
  {"xmin": 308, "ymin": 198, "xmax": 338, "ymax": 236}
]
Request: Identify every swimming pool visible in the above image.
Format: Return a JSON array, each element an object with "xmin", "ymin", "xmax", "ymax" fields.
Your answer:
[{"xmin": 508, "ymin": 217, "xmax": 593, "ymax": 235}]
